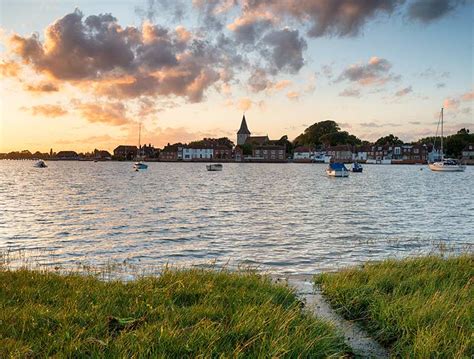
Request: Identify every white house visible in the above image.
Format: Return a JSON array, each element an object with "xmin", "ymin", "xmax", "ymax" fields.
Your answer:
[
  {"xmin": 293, "ymin": 146, "xmax": 313, "ymax": 161},
  {"xmin": 182, "ymin": 146, "xmax": 214, "ymax": 160}
]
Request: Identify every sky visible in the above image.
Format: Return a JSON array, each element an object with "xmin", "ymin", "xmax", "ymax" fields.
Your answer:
[{"xmin": 0, "ymin": 0, "xmax": 473, "ymax": 153}]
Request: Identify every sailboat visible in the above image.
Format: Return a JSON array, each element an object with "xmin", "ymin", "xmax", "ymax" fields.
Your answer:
[
  {"xmin": 428, "ymin": 108, "xmax": 465, "ymax": 172},
  {"xmin": 133, "ymin": 123, "xmax": 148, "ymax": 170}
]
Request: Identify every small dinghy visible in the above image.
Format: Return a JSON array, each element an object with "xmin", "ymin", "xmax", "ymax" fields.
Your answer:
[
  {"xmin": 34, "ymin": 159, "xmax": 47, "ymax": 168},
  {"xmin": 351, "ymin": 162, "xmax": 363, "ymax": 172},
  {"xmin": 206, "ymin": 164, "xmax": 223, "ymax": 171},
  {"xmin": 133, "ymin": 161, "xmax": 148, "ymax": 170},
  {"xmin": 326, "ymin": 162, "xmax": 349, "ymax": 177}
]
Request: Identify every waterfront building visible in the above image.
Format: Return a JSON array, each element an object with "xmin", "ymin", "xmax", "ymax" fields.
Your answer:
[
  {"xmin": 326, "ymin": 145, "xmax": 353, "ymax": 162},
  {"xmin": 182, "ymin": 145, "xmax": 214, "ymax": 161},
  {"xmin": 293, "ymin": 146, "xmax": 313, "ymax": 162},
  {"xmin": 56, "ymin": 151, "xmax": 79, "ymax": 160},
  {"xmin": 462, "ymin": 144, "xmax": 474, "ymax": 160},
  {"xmin": 253, "ymin": 145, "xmax": 286, "ymax": 161},
  {"xmin": 237, "ymin": 115, "xmax": 251, "ymax": 145},
  {"xmin": 113, "ymin": 145, "xmax": 138, "ymax": 160}
]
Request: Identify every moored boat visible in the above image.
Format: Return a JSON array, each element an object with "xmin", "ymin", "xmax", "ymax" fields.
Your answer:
[
  {"xmin": 206, "ymin": 164, "xmax": 223, "ymax": 171},
  {"xmin": 351, "ymin": 162, "xmax": 363, "ymax": 172},
  {"xmin": 428, "ymin": 108, "xmax": 465, "ymax": 172},
  {"xmin": 133, "ymin": 123, "xmax": 148, "ymax": 170},
  {"xmin": 34, "ymin": 159, "xmax": 47, "ymax": 168},
  {"xmin": 326, "ymin": 162, "xmax": 349, "ymax": 177}
]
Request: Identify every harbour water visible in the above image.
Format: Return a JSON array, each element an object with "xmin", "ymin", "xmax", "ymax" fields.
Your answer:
[{"xmin": 1, "ymin": 161, "xmax": 472, "ymax": 274}]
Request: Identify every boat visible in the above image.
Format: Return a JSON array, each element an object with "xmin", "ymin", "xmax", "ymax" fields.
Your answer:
[
  {"xmin": 326, "ymin": 162, "xmax": 349, "ymax": 177},
  {"xmin": 34, "ymin": 159, "xmax": 47, "ymax": 168},
  {"xmin": 206, "ymin": 164, "xmax": 223, "ymax": 171},
  {"xmin": 351, "ymin": 162, "xmax": 363, "ymax": 172},
  {"xmin": 428, "ymin": 108, "xmax": 466, "ymax": 172},
  {"xmin": 313, "ymin": 154, "xmax": 332, "ymax": 163},
  {"xmin": 133, "ymin": 123, "xmax": 148, "ymax": 170}
]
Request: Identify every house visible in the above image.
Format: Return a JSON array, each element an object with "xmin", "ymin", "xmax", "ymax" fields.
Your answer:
[
  {"xmin": 234, "ymin": 146, "xmax": 243, "ymax": 162},
  {"xmin": 140, "ymin": 144, "xmax": 157, "ymax": 158},
  {"xmin": 159, "ymin": 144, "xmax": 181, "ymax": 161},
  {"xmin": 352, "ymin": 146, "xmax": 369, "ymax": 161},
  {"xmin": 56, "ymin": 151, "xmax": 79, "ymax": 160},
  {"xmin": 182, "ymin": 145, "xmax": 214, "ymax": 161},
  {"xmin": 93, "ymin": 149, "xmax": 112, "ymax": 160},
  {"xmin": 391, "ymin": 144, "xmax": 428, "ymax": 164},
  {"xmin": 253, "ymin": 145, "xmax": 286, "ymax": 161},
  {"xmin": 293, "ymin": 146, "xmax": 313, "ymax": 162},
  {"xmin": 462, "ymin": 144, "xmax": 474, "ymax": 159},
  {"xmin": 326, "ymin": 145, "xmax": 353, "ymax": 162},
  {"xmin": 113, "ymin": 145, "xmax": 137, "ymax": 160}
]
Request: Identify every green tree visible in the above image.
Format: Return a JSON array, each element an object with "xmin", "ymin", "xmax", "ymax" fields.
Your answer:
[
  {"xmin": 293, "ymin": 120, "xmax": 340, "ymax": 146},
  {"xmin": 375, "ymin": 134, "xmax": 404, "ymax": 146}
]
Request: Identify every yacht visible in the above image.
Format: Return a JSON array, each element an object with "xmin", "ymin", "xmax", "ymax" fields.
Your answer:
[
  {"xmin": 326, "ymin": 162, "xmax": 349, "ymax": 177},
  {"xmin": 206, "ymin": 164, "xmax": 223, "ymax": 171},
  {"xmin": 428, "ymin": 108, "xmax": 465, "ymax": 172},
  {"xmin": 133, "ymin": 123, "xmax": 148, "ymax": 170}
]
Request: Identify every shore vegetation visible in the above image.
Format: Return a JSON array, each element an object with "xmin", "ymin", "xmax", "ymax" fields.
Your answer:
[{"xmin": 315, "ymin": 254, "xmax": 473, "ymax": 358}]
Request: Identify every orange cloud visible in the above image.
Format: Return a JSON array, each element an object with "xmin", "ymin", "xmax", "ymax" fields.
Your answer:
[
  {"xmin": 27, "ymin": 104, "xmax": 68, "ymax": 117},
  {"xmin": 25, "ymin": 82, "xmax": 59, "ymax": 92},
  {"xmin": 76, "ymin": 102, "xmax": 130, "ymax": 126},
  {"xmin": 0, "ymin": 61, "xmax": 20, "ymax": 77},
  {"xmin": 286, "ymin": 91, "xmax": 300, "ymax": 100},
  {"xmin": 461, "ymin": 91, "xmax": 474, "ymax": 101}
]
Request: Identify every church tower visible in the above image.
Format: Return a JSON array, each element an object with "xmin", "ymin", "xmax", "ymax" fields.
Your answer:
[{"xmin": 237, "ymin": 114, "xmax": 251, "ymax": 145}]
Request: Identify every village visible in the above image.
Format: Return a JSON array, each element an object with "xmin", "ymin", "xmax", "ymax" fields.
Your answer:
[{"xmin": 2, "ymin": 115, "xmax": 474, "ymax": 165}]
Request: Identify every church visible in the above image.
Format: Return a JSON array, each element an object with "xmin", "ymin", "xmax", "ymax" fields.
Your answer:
[{"xmin": 236, "ymin": 115, "xmax": 286, "ymax": 162}]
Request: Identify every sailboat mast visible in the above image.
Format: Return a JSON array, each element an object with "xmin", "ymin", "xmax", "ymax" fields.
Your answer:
[{"xmin": 440, "ymin": 108, "xmax": 444, "ymax": 160}]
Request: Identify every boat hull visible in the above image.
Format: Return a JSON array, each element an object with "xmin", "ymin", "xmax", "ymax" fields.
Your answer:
[
  {"xmin": 326, "ymin": 169, "xmax": 349, "ymax": 177},
  {"xmin": 134, "ymin": 162, "xmax": 148, "ymax": 169},
  {"xmin": 428, "ymin": 163, "xmax": 465, "ymax": 172},
  {"xmin": 207, "ymin": 164, "xmax": 223, "ymax": 171}
]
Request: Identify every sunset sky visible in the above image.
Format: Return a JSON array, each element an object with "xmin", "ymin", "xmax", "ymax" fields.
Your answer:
[{"xmin": 1, "ymin": 0, "xmax": 473, "ymax": 153}]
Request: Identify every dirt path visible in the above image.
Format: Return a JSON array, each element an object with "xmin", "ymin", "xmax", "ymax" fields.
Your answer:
[{"xmin": 279, "ymin": 276, "xmax": 389, "ymax": 358}]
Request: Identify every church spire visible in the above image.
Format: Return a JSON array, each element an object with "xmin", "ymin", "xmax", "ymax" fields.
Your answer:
[{"xmin": 237, "ymin": 114, "xmax": 251, "ymax": 135}]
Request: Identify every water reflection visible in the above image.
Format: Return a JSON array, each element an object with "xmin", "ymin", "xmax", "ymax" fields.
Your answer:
[{"xmin": 0, "ymin": 161, "xmax": 473, "ymax": 274}]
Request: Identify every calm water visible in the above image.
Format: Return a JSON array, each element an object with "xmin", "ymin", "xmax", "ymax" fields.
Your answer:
[{"xmin": 0, "ymin": 161, "xmax": 473, "ymax": 274}]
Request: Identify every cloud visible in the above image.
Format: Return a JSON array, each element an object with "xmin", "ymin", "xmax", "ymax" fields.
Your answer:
[
  {"xmin": 26, "ymin": 104, "xmax": 68, "ymax": 117},
  {"xmin": 286, "ymin": 91, "xmax": 300, "ymax": 100},
  {"xmin": 75, "ymin": 102, "xmax": 130, "ymax": 126},
  {"xmin": 261, "ymin": 28, "xmax": 307, "ymax": 74},
  {"xmin": 409, "ymin": 121, "xmax": 421, "ymax": 125},
  {"xmin": 238, "ymin": 98, "xmax": 253, "ymax": 111},
  {"xmin": 25, "ymin": 82, "xmax": 59, "ymax": 92},
  {"xmin": 238, "ymin": 0, "xmax": 403, "ymax": 37},
  {"xmin": 436, "ymin": 82, "xmax": 446, "ymax": 88},
  {"xmin": 227, "ymin": 14, "xmax": 274, "ymax": 45},
  {"xmin": 360, "ymin": 122, "xmax": 383, "ymax": 128},
  {"xmin": 0, "ymin": 61, "xmax": 20, "ymax": 77},
  {"xmin": 337, "ymin": 57, "xmax": 399, "ymax": 86},
  {"xmin": 461, "ymin": 90, "xmax": 474, "ymax": 101},
  {"xmin": 395, "ymin": 86, "xmax": 412, "ymax": 97},
  {"xmin": 408, "ymin": 0, "xmax": 466, "ymax": 22},
  {"xmin": 339, "ymin": 87, "xmax": 361, "ymax": 97}
]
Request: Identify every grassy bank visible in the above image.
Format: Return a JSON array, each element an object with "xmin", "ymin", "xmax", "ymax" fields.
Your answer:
[
  {"xmin": 316, "ymin": 255, "xmax": 473, "ymax": 358},
  {"xmin": 1, "ymin": 268, "xmax": 349, "ymax": 358}
]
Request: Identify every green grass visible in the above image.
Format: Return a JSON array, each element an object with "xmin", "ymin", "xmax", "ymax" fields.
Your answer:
[
  {"xmin": 1, "ymin": 268, "xmax": 350, "ymax": 358},
  {"xmin": 315, "ymin": 254, "xmax": 474, "ymax": 358}
]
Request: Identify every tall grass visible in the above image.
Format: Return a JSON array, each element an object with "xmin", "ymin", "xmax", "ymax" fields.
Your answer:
[
  {"xmin": 315, "ymin": 254, "xmax": 474, "ymax": 358},
  {"xmin": 1, "ymin": 268, "xmax": 350, "ymax": 358}
]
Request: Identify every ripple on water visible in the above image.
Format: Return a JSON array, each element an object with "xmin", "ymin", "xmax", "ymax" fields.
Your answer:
[{"xmin": 0, "ymin": 161, "xmax": 473, "ymax": 274}]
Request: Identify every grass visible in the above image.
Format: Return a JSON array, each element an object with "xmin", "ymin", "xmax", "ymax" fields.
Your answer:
[
  {"xmin": 0, "ymin": 268, "xmax": 350, "ymax": 358},
  {"xmin": 315, "ymin": 254, "xmax": 474, "ymax": 358}
]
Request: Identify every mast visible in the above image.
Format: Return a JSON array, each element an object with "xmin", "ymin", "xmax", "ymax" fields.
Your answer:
[{"xmin": 440, "ymin": 108, "xmax": 444, "ymax": 160}]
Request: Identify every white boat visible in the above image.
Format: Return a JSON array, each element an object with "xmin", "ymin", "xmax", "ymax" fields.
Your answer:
[
  {"xmin": 34, "ymin": 159, "xmax": 47, "ymax": 168},
  {"xmin": 206, "ymin": 164, "xmax": 223, "ymax": 171},
  {"xmin": 313, "ymin": 154, "xmax": 331, "ymax": 163},
  {"xmin": 133, "ymin": 123, "xmax": 148, "ymax": 170},
  {"xmin": 428, "ymin": 108, "xmax": 465, "ymax": 172},
  {"xmin": 326, "ymin": 162, "xmax": 349, "ymax": 177}
]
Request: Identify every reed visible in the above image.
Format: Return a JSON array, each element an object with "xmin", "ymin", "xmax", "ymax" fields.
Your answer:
[{"xmin": 315, "ymin": 254, "xmax": 474, "ymax": 358}]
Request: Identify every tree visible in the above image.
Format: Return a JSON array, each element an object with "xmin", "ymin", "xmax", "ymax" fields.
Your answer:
[
  {"xmin": 375, "ymin": 134, "xmax": 403, "ymax": 146},
  {"xmin": 320, "ymin": 131, "xmax": 361, "ymax": 146},
  {"xmin": 293, "ymin": 120, "xmax": 340, "ymax": 146},
  {"xmin": 275, "ymin": 135, "xmax": 294, "ymax": 155},
  {"xmin": 240, "ymin": 143, "xmax": 253, "ymax": 156}
]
